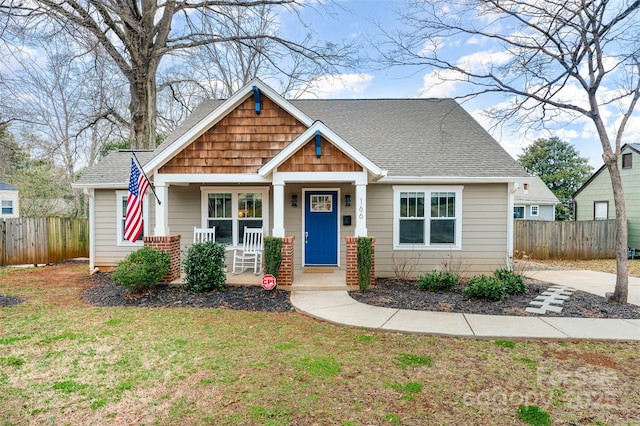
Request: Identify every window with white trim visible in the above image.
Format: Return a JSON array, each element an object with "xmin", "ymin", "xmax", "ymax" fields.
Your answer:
[
  {"xmin": 202, "ymin": 188, "xmax": 268, "ymax": 246},
  {"xmin": 116, "ymin": 190, "xmax": 149, "ymax": 246},
  {"xmin": 530, "ymin": 205, "xmax": 539, "ymax": 217},
  {"xmin": 393, "ymin": 186, "xmax": 462, "ymax": 249},
  {"xmin": 1, "ymin": 200, "xmax": 14, "ymax": 215}
]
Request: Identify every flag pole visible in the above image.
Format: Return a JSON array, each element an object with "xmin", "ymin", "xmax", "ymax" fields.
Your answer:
[{"xmin": 124, "ymin": 150, "xmax": 161, "ymax": 205}]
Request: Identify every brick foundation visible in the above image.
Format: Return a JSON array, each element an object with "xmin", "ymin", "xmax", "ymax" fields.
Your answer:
[
  {"xmin": 346, "ymin": 236, "xmax": 376, "ymax": 287},
  {"xmin": 277, "ymin": 236, "xmax": 295, "ymax": 286},
  {"xmin": 143, "ymin": 235, "xmax": 181, "ymax": 283}
]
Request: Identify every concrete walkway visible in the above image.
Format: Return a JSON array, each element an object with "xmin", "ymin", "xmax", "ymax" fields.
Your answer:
[{"xmin": 289, "ymin": 270, "xmax": 640, "ymax": 341}]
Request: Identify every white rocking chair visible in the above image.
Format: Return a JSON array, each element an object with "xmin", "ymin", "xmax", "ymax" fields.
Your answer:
[
  {"xmin": 232, "ymin": 227, "xmax": 263, "ymax": 274},
  {"xmin": 193, "ymin": 226, "xmax": 216, "ymax": 244}
]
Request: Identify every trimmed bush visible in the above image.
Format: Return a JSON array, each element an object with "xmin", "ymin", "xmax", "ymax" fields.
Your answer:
[
  {"xmin": 494, "ymin": 268, "xmax": 527, "ymax": 295},
  {"xmin": 357, "ymin": 237, "xmax": 374, "ymax": 293},
  {"xmin": 417, "ymin": 270, "xmax": 460, "ymax": 292},
  {"xmin": 182, "ymin": 241, "xmax": 226, "ymax": 292},
  {"xmin": 112, "ymin": 247, "xmax": 170, "ymax": 293},
  {"xmin": 464, "ymin": 275, "xmax": 507, "ymax": 301},
  {"xmin": 263, "ymin": 236, "xmax": 283, "ymax": 279}
]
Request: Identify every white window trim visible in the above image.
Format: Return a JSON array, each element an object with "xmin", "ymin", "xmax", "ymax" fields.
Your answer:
[
  {"xmin": 1, "ymin": 199, "xmax": 14, "ymax": 215},
  {"xmin": 530, "ymin": 205, "xmax": 539, "ymax": 217},
  {"xmin": 116, "ymin": 190, "xmax": 149, "ymax": 247},
  {"xmin": 393, "ymin": 185, "xmax": 463, "ymax": 250},
  {"xmin": 200, "ymin": 186, "xmax": 270, "ymax": 248}
]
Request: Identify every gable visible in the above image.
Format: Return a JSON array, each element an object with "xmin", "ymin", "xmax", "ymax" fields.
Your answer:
[
  {"xmin": 159, "ymin": 95, "xmax": 307, "ymax": 174},
  {"xmin": 278, "ymin": 136, "xmax": 364, "ymax": 173}
]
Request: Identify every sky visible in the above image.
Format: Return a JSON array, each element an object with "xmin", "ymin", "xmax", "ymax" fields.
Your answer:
[{"xmin": 277, "ymin": 0, "xmax": 640, "ymax": 169}]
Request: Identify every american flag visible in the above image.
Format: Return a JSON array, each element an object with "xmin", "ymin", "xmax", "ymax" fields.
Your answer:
[{"xmin": 124, "ymin": 158, "xmax": 150, "ymax": 243}]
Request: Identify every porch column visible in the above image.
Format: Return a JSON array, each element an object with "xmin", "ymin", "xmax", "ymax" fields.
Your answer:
[
  {"xmin": 354, "ymin": 183, "xmax": 367, "ymax": 237},
  {"xmin": 272, "ymin": 183, "xmax": 285, "ymax": 237},
  {"xmin": 153, "ymin": 183, "xmax": 170, "ymax": 236}
]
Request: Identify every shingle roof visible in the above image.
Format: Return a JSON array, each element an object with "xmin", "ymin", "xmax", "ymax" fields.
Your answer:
[
  {"xmin": 515, "ymin": 176, "xmax": 559, "ymax": 205},
  {"xmin": 76, "ymin": 96, "xmax": 528, "ymax": 187},
  {"xmin": 0, "ymin": 181, "xmax": 18, "ymax": 191},
  {"xmin": 76, "ymin": 151, "xmax": 156, "ymax": 187},
  {"xmin": 290, "ymin": 99, "xmax": 527, "ymax": 178}
]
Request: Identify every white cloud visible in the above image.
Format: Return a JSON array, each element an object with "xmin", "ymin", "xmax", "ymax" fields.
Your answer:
[
  {"xmin": 294, "ymin": 73, "xmax": 374, "ymax": 99},
  {"xmin": 419, "ymin": 69, "xmax": 466, "ymax": 97}
]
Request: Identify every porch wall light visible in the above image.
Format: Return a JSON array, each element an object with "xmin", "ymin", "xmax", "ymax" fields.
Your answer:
[
  {"xmin": 345, "ymin": 194, "xmax": 351, "ymax": 207},
  {"xmin": 291, "ymin": 194, "xmax": 298, "ymax": 207}
]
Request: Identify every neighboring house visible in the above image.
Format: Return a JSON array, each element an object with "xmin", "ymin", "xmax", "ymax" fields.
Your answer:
[
  {"xmin": 0, "ymin": 181, "xmax": 19, "ymax": 218},
  {"xmin": 573, "ymin": 143, "xmax": 640, "ymax": 247},
  {"xmin": 513, "ymin": 176, "xmax": 559, "ymax": 221},
  {"xmin": 73, "ymin": 79, "xmax": 529, "ymax": 280}
]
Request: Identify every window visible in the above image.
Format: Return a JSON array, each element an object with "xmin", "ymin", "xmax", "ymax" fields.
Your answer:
[
  {"xmin": 202, "ymin": 187, "xmax": 268, "ymax": 246},
  {"xmin": 394, "ymin": 186, "xmax": 462, "ymax": 249},
  {"xmin": 594, "ymin": 201, "xmax": 608, "ymax": 220},
  {"xmin": 116, "ymin": 191, "xmax": 149, "ymax": 246},
  {"xmin": 1, "ymin": 200, "xmax": 13, "ymax": 215},
  {"xmin": 530, "ymin": 205, "xmax": 539, "ymax": 217},
  {"xmin": 622, "ymin": 153, "xmax": 633, "ymax": 169},
  {"xmin": 513, "ymin": 206, "xmax": 525, "ymax": 219}
]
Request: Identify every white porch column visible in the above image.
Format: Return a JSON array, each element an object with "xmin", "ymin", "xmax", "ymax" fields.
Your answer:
[
  {"xmin": 153, "ymin": 183, "xmax": 170, "ymax": 236},
  {"xmin": 354, "ymin": 183, "xmax": 368, "ymax": 237},
  {"xmin": 272, "ymin": 183, "xmax": 285, "ymax": 237}
]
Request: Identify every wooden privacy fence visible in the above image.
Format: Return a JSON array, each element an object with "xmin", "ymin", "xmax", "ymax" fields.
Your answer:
[
  {"xmin": 514, "ymin": 219, "xmax": 616, "ymax": 260},
  {"xmin": 0, "ymin": 217, "xmax": 89, "ymax": 266}
]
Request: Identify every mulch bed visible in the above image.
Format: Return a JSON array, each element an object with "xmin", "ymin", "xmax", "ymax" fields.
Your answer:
[
  {"xmin": 0, "ymin": 295, "xmax": 24, "ymax": 308},
  {"xmin": 3, "ymin": 259, "xmax": 640, "ymax": 319},
  {"xmin": 81, "ymin": 271, "xmax": 294, "ymax": 313},
  {"xmin": 350, "ymin": 278, "xmax": 640, "ymax": 319}
]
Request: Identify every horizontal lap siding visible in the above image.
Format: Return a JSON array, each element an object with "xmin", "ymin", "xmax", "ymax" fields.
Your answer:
[
  {"xmin": 94, "ymin": 189, "xmax": 156, "ymax": 268},
  {"xmin": 368, "ymin": 183, "xmax": 508, "ymax": 278}
]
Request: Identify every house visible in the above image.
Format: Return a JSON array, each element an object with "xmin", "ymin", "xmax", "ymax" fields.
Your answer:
[
  {"xmin": 513, "ymin": 176, "xmax": 559, "ymax": 220},
  {"xmin": 73, "ymin": 79, "xmax": 529, "ymax": 283},
  {"xmin": 573, "ymin": 143, "xmax": 640, "ymax": 248},
  {"xmin": 0, "ymin": 181, "xmax": 19, "ymax": 218}
]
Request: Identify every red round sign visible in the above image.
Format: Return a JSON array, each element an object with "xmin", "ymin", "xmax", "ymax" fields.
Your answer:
[{"xmin": 261, "ymin": 274, "xmax": 277, "ymax": 291}]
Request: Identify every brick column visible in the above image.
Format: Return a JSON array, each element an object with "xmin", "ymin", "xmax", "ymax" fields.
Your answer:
[
  {"xmin": 143, "ymin": 235, "xmax": 181, "ymax": 283},
  {"xmin": 277, "ymin": 236, "xmax": 295, "ymax": 286},
  {"xmin": 346, "ymin": 236, "xmax": 376, "ymax": 287}
]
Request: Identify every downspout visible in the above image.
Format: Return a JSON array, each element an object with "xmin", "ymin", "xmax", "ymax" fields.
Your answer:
[
  {"xmin": 83, "ymin": 187, "xmax": 97, "ymax": 273},
  {"xmin": 507, "ymin": 182, "xmax": 519, "ymax": 268}
]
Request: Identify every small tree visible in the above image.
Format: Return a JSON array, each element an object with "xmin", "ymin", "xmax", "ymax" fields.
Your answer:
[{"xmin": 518, "ymin": 137, "xmax": 593, "ymax": 220}]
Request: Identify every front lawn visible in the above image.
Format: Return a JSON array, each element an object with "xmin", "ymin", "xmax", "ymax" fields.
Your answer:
[{"xmin": 0, "ymin": 263, "xmax": 638, "ymax": 425}]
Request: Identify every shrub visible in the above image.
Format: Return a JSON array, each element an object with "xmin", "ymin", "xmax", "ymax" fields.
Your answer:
[
  {"xmin": 417, "ymin": 270, "xmax": 460, "ymax": 292},
  {"xmin": 495, "ymin": 268, "xmax": 527, "ymax": 295},
  {"xmin": 182, "ymin": 241, "xmax": 226, "ymax": 292},
  {"xmin": 464, "ymin": 275, "xmax": 507, "ymax": 301},
  {"xmin": 111, "ymin": 247, "xmax": 170, "ymax": 293},
  {"xmin": 357, "ymin": 237, "xmax": 374, "ymax": 293},
  {"xmin": 263, "ymin": 237, "xmax": 283, "ymax": 279}
]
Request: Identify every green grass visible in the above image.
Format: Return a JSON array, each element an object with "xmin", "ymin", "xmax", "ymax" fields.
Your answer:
[
  {"xmin": 517, "ymin": 405, "xmax": 552, "ymax": 426},
  {"xmin": 0, "ymin": 263, "xmax": 638, "ymax": 425}
]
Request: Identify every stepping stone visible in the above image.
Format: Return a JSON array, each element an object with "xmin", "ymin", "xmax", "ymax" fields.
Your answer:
[{"xmin": 526, "ymin": 285, "xmax": 576, "ymax": 314}]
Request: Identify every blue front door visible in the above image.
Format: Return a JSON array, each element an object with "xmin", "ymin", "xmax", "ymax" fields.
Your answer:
[{"xmin": 305, "ymin": 191, "xmax": 338, "ymax": 265}]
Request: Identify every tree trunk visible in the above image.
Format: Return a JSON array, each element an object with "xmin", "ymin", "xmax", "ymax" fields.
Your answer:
[
  {"xmin": 129, "ymin": 63, "xmax": 158, "ymax": 150},
  {"xmin": 607, "ymin": 161, "xmax": 629, "ymax": 304}
]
